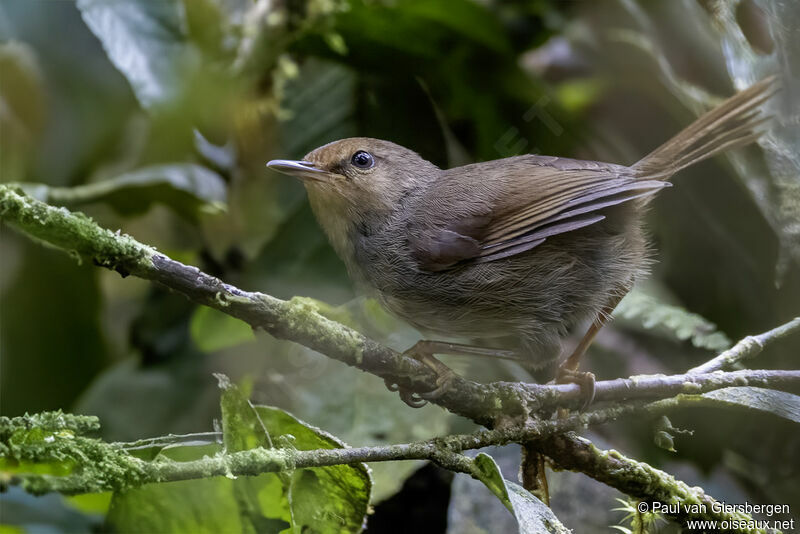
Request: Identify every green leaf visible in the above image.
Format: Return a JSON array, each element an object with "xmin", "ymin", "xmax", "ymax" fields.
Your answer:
[
  {"xmin": 472, "ymin": 453, "xmax": 512, "ymax": 510},
  {"xmin": 701, "ymin": 387, "xmax": 800, "ymax": 424},
  {"xmin": 107, "ymin": 477, "xmax": 255, "ymax": 534},
  {"xmin": 250, "ymin": 405, "xmax": 373, "ymax": 533},
  {"xmin": 472, "ymin": 453, "xmax": 570, "ymax": 534},
  {"xmin": 397, "ymin": 0, "xmax": 512, "ymax": 54},
  {"xmin": 66, "ymin": 492, "xmax": 113, "ymax": 515},
  {"xmin": 107, "ymin": 378, "xmax": 371, "ymax": 533},
  {"xmin": 329, "ymin": 0, "xmax": 510, "ymax": 58},
  {"xmin": 17, "ymin": 163, "xmax": 226, "ymax": 221},
  {"xmin": 219, "ymin": 377, "xmax": 373, "ymax": 533},
  {"xmin": 615, "ymin": 289, "xmax": 732, "ymax": 351},
  {"xmin": 76, "ymin": 0, "xmax": 198, "ymax": 109},
  {"xmin": 190, "ymin": 306, "xmax": 255, "ymax": 353}
]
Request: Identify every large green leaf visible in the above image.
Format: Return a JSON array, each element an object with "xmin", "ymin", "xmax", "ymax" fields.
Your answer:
[
  {"xmin": 106, "ymin": 376, "xmax": 371, "ymax": 534},
  {"xmin": 76, "ymin": 0, "xmax": 198, "ymax": 109}
]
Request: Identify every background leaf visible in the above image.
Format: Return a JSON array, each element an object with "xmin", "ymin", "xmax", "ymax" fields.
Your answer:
[
  {"xmin": 77, "ymin": 0, "xmax": 198, "ymax": 109},
  {"xmin": 472, "ymin": 453, "xmax": 570, "ymax": 534},
  {"xmin": 701, "ymin": 387, "xmax": 800, "ymax": 424},
  {"xmin": 190, "ymin": 306, "xmax": 254, "ymax": 353},
  {"xmin": 0, "ymin": 41, "xmax": 46, "ymax": 182},
  {"xmin": 615, "ymin": 288, "xmax": 732, "ymax": 351},
  {"xmin": 16, "ymin": 164, "xmax": 227, "ymax": 221}
]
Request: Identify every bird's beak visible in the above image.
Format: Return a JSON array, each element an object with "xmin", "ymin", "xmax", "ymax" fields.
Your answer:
[{"xmin": 266, "ymin": 159, "xmax": 328, "ymax": 182}]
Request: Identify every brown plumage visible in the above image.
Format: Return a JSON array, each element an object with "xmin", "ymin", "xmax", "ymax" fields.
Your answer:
[{"xmin": 268, "ymin": 77, "xmax": 775, "ymax": 381}]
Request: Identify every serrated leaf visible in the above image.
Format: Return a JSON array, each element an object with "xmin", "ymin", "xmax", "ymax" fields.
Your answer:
[
  {"xmin": 190, "ymin": 306, "xmax": 255, "ymax": 353},
  {"xmin": 251, "ymin": 407, "xmax": 372, "ymax": 533},
  {"xmin": 702, "ymin": 387, "xmax": 800, "ymax": 424},
  {"xmin": 16, "ymin": 164, "xmax": 227, "ymax": 222},
  {"xmin": 77, "ymin": 0, "xmax": 198, "ymax": 109},
  {"xmin": 106, "ymin": 476, "xmax": 254, "ymax": 534},
  {"xmin": 107, "ymin": 377, "xmax": 371, "ymax": 533},
  {"xmin": 472, "ymin": 453, "xmax": 570, "ymax": 534}
]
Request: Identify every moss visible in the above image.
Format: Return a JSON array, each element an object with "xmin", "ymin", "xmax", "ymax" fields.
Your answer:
[
  {"xmin": 0, "ymin": 411, "xmax": 100, "ymax": 438},
  {"xmin": 280, "ymin": 296, "xmax": 365, "ymax": 364},
  {"xmin": 2, "ymin": 410, "xmax": 148, "ymax": 495},
  {"xmin": 681, "ymin": 381, "xmax": 703, "ymax": 393},
  {"xmin": 0, "ymin": 186, "xmax": 154, "ymax": 275}
]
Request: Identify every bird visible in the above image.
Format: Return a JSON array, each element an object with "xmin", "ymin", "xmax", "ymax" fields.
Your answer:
[{"xmin": 267, "ymin": 77, "xmax": 775, "ymax": 407}]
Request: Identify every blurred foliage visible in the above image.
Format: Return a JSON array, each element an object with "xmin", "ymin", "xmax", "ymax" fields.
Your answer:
[
  {"xmin": 1, "ymin": 0, "xmax": 798, "ymax": 532},
  {"xmin": 614, "ymin": 288, "xmax": 731, "ymax": 351}
]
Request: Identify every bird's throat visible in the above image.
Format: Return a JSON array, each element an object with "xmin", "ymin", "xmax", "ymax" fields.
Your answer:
[{"xmin": 306, "ymin": 186, "xmax": 365, "ymax": 279}]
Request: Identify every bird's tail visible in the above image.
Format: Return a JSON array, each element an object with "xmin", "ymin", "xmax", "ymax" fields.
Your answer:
[{"xmin": 632, "ymin": 76, "xmax": 777, "ymax": 181}]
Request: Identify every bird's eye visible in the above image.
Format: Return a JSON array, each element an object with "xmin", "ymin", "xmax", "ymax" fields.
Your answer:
[{"xmin": 350, "ymin": 150, "xmax": 374, "ymax": 170}]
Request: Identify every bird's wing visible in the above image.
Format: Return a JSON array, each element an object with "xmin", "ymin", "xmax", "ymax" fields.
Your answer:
[{"xmin": 409, "ymin": 156, "xmax": 668, "ymax": 271}]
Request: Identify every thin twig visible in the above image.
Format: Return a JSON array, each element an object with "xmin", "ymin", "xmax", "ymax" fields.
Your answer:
[
  {"xmin": 3, "ymin": 395, "xmax": 716, "ymax": 497},
  {"xmin": 689, "ymin": 317, "xmax": 800, "ymax": 374},
  {"xmin": 537, "ymin": 369, "xmax": 800, "ymax": 409}
]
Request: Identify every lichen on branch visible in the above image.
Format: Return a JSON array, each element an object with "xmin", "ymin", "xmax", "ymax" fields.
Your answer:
[{"xmin": 2, "ymin": 184, "xmax": 799, "ymax": 533}]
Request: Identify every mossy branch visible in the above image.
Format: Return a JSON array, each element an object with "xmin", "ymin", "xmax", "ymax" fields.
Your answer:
[
  {"xmin": 3, "ymin": 185, "xmax": 798, "ymax": 533},
  {"xmin": 3, "ymin": 185, "xmax": 797, "ymax": 419}
]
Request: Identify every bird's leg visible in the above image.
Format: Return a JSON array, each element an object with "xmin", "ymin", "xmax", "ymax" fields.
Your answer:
[
  {"xmin": 385, "ymin": 340, "xmax": 521, "ymax": 408},
  {"xmin": 556, "ymin": 294, "xmax": 624, "ymax": 408}
]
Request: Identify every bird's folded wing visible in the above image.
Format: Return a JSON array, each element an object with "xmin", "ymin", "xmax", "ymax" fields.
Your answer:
[{"xmin": 409, "ymin": 157, "xmax": 669, "ymax": 271}]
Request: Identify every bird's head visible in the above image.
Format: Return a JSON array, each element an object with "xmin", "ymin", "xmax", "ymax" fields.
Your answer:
[
  {"xmin": 268, "ymin": 137, "xmax": 438, "ymax": 215},
  {"xmin": 268, "ymin": 137, "xmax": 439, "ymax": 261}
]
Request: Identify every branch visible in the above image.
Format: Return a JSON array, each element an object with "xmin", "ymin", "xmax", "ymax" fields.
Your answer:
[
  {"xmin": 3, "ymin": 185, "xmax": 797, "ymax": 533},
  {"xmin": 7, "ymin": 400, "xmax": 757, "ymax": 530},
  {"xmin": 537, "ymin": 433, "xmax": 761, "ymax": 527},
  {"xmin": 9, "ymin": 434, "xmax": 479, "ymax": 496},
  {"xmin": 0, "ymin": 185, "xmax": 506, "ymax": 426},
  {"xmin": 541, "ymin": 369, "xmax": 800, "ymax": 409},
  {"xmin": 689, "ymin": 317, "xmax": 800, "ymax": 374},
  {"xmin": 4, "ymin": 186, "xmax": 797, "ymax": 422},
  {"xmin": 1, "ymin": 396, "xmax": 719, "ymax": 496}
]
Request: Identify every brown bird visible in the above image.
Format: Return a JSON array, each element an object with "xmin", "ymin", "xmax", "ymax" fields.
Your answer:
[{"xmin": 268, "ymin": 77, "xmax": 775, "ymax": 406}]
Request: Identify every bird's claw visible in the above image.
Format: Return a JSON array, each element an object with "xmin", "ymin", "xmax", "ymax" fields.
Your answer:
[
  {"xmin": 416, "ymin": 367, "xmax": 457, "ymax": 400},
  {"xmin": 384, "ymin": 378, "xmax": 429, "ymax": 408},
  {"xmin": 382, "ymin": 347, "xmax": 459, "ymax": 408},
  {"xmin": 399, "ymin": 389, "xmax": 428, "ymax": 408},
  {"xmin": 556, "ymin": 368, "xmax": 597, "ymax": 410},
  {"xmin": 405, "ymin": 347, "xmax": 458, "ymax": 401}
]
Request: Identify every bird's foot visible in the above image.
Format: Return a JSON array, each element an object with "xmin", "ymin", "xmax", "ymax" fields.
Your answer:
[
  {"xmin": 384, "ymin": 341, "xmax": 460, "ymax": 408},
  {"xmin": 556, "ymin": 366, "xmax": 596, "ymax": 411},
  {"xmin": 383, "ymin": 379, "xmax": 429, "ymax": 408}
]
